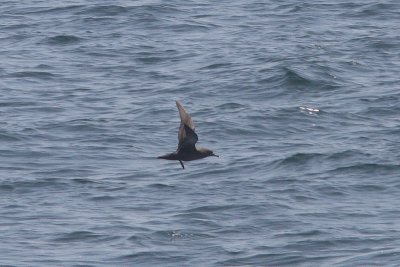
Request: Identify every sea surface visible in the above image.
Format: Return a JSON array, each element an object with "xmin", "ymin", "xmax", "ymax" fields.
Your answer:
[{"xmin": 1, "ymin": 0, "xmax": 400, "ymax": 266}]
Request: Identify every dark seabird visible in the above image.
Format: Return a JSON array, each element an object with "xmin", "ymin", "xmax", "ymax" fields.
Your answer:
[{"xmin": 157, "ymin": 101, "xmax": 218, "ymax": 169}]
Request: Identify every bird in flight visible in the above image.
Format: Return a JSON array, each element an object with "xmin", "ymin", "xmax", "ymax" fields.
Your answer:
[{"xmin": 158, "ymin": 101, "xmax": 218, "ymax": 169}]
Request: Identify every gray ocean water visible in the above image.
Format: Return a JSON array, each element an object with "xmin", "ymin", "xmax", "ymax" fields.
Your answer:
[{"xmin": 1, "ymin": 0, "xmax": 400, "ymax": 266}]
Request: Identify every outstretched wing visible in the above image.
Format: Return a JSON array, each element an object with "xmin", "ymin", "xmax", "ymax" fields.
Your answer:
[
  {"xmin": 176, "ymin": 101, "xmax": 198, "ymax": 150},
  {"xmin": 178, "ymin": 124, "xmax": 198, "ymax": 152}
]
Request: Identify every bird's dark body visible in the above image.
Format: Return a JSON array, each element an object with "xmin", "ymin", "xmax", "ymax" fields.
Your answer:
[
  {"xmin": 158, "ymin": 149, "xmax": 210, "ymax": 162},
  {"xmin": 157, "ymin": 101, "xmax": 218, "ymax": 169}
]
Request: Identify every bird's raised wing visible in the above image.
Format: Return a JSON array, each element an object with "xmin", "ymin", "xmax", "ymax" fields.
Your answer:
[
  {"xmin": 176, "ymin": 101, "xmax": 198, "ymax": 150},
  {"xmin": 178, "ymin": 124, "xmax": 198, "ymax": 152}
]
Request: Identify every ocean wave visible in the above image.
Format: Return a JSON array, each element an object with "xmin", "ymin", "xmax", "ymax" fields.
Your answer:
[
  {"xmin": 329, "ymin": 163, "xmax": 400, "ymax": 173},
  {"xmin": 0, "ymin": 132, "xmax": 23, "ymax": 141},
  {"xmin": 10, "ymin": 71, "xmax": 55, "ymax": 79},
  {"xmin": 52, "ymin": 231, "xmax": 114, "ymax": 242},
  {"xmin": 76, "ymin": 5, "xmax": 128, "ymax": 16},
  {"xmin": 43, "ymin": 35, "xmax": 82, "ymax": 45},
  {"xmin": 273, "ymin": 152, "xmax": 324, "ymax": 167},
  {"xmin": 11, "ymin": 5, "xmax": 84, "ymax": 15},
  {"xmin": 335, "ymin": 247, "xmax": 400, "ymax": 266}
]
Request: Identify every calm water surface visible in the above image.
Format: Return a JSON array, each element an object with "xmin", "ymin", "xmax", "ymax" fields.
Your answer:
[{"xmin": 1, "ymin": 0, "xmax": 400, "ymax": 266}]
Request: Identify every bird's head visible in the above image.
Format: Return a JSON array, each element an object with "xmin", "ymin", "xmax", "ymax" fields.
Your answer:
[{"xmin": 199, "ymin": 148, "xmax": 219, "ymax": 158}]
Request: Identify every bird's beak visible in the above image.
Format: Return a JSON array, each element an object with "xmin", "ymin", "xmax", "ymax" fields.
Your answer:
[{"xmin": 212, "ymin": 153, "xmax": 219, "ymax": 157}]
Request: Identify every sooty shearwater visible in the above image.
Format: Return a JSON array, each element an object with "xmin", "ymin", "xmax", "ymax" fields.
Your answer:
[{"xmin": 158, "ymin": 101, "xmax": 218, "ymax": 169}]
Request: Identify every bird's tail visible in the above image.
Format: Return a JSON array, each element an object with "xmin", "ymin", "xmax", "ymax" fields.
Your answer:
[{"xmin": 157, "ymin": 153, "xmax": 178, "ymax": 160}]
